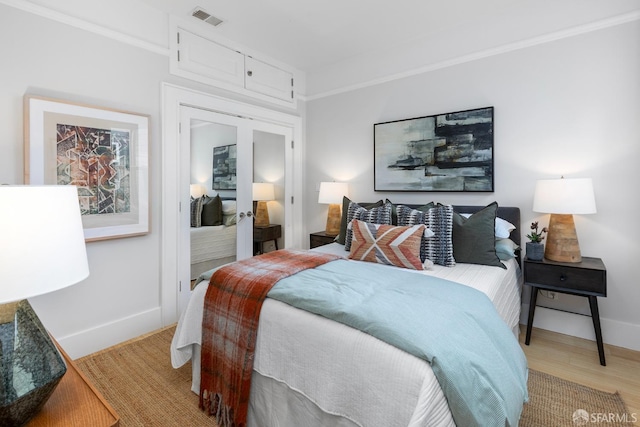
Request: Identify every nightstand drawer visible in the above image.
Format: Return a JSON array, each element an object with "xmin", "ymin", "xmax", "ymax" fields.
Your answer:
[
  {"xmin": 525, "ymin": 261, "xmax": 606, "ymax": 296},
  {"xmin": 310, "ymin": 231, "xmax": 335, "ymax": 249},
  {"xmin": 254, "ymin": 224, "xmax": 281, "ymax": 241}
]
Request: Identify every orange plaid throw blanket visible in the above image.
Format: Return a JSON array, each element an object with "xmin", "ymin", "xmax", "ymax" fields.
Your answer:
[{"xmin": 199, "ymin": 249, "xmax": 340, "ymax": 427}]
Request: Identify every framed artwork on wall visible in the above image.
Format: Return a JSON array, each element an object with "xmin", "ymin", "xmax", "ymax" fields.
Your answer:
[
  {"xmin": 374, "ymin": 106, "xmax": 494, "ymax": 192},
  {"xmin": 24, "ymin": 95, "xmax": 150, "ymax": 242},
  {"xmin": 212, "ymin": 144, "xmax": 237, "ymax": 190}
]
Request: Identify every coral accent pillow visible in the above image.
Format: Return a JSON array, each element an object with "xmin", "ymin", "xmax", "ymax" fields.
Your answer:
[{"xmin": 348, "ymin": 219, "xmax": 426, "ymax": 270}]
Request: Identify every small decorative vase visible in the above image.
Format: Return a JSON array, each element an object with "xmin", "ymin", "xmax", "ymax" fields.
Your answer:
[{"xmin": 526, "ymin": 242, "xmax": 544, "ymax": 261}]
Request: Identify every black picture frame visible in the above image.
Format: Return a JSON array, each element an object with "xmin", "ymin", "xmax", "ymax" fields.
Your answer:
[
  {"xmin": 212, "ymin": 144, "xmax": 237, "ymax": 190},
  {"xmin": 374, "ymin": 106, "xmax": 494, "ymax": 192}
]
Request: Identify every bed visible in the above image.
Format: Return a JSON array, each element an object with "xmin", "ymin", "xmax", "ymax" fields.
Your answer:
[
  {"xmin": 172, "ymin": 201, "xmax": 528, "ymax": 426},
  {"xmin": 190, "ymin": 225, "xmax": 236, "ymax": 280},
  {"xmin": 190, "ymin": 197, "xmax": 237, "ymax": 280}
]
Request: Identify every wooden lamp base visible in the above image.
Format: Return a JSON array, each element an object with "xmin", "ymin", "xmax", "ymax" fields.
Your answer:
[
  {"xmin": 254, "ymin": 201, "xmax": 270, "ymax": 227},
  {"xmin": 325, "ymin": 204, "xmax": 341, "ymax": 236},
  {"xmin": 544, "ymin": 214, "xmax": 582, "ymax": 263}
]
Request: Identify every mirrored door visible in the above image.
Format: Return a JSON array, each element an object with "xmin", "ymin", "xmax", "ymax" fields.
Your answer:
[
  {"xmin": 179, "ymin": 107, "xmax": 252, "ymax": 312},
  {"xmin": 252, "ymin": 123, "xmax": 293, "ymax": 251},
  {"xmin": 178, "ymin": 106, "xmax": 293, "ymax": 312}
]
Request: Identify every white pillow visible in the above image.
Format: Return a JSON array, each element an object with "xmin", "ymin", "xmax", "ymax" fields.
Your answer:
[
  {"xmin": 461, "ymin": 214, "xmax": 516, "ymax": 239},
  {"xmin": 221, "ymin": 200, "xmax": 237, "ymax": 215}
]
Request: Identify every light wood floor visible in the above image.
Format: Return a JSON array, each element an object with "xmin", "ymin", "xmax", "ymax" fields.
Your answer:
[{"xmin": 520, "ymin": 325, "xmax": 640, "ymax": 416}]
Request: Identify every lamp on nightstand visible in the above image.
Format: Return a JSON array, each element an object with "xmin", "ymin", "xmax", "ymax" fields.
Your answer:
[
  {"xmin": 533, "ymin": 177, "xmax": 596, "ymax": 263},
  {"xmin": 189, "ymin": 184, "xmax": 206, "ymax": 198},
  {"xmin": 0, "ymin": 186, "xmax": 89, "ymax": 426},
  {"xmin": 253, "ymin": 182, "xmax": 275, "ymax": 227},
  {"xmin": 318, "ymin": 182, "xmax": 348, "ymax": 236}
]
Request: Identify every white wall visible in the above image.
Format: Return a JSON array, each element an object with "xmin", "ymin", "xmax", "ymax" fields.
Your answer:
[
  {"xmin": 0, "ymin": 4, "xmax": 168, "ymax": 357},
  {"xmin": 305, "ymin": 21, "xmax": 640, "ymax": 350}
]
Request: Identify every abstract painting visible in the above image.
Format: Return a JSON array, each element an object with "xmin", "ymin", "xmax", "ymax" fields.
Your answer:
[
  {"xmin": 56, "ymin": 124, "xmax": 131, "ymax": 216},
  {"xmin": 212, "ymin": 144, "xmax": 237, "ymax": 190},
  {"xmin": 374, "ymin": 107, "xmax": 494, "ymax": 192},
  {"xmin": 25, "ymin": 95, "xmax": 149, "ymax": 241}
]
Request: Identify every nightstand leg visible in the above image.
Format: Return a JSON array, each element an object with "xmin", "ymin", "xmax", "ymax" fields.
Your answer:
[
  {"xmin": 525, "ymin": 286, "xmax": 539, "ymax": 345},
  {"xmin": 588, "ymin": 296, "xmax": 606, "ymax": 366}
]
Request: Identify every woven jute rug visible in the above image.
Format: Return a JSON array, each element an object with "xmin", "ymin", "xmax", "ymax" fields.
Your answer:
[
  {"xmin": 75, "ymin": 326, "xmax": 633, "ymax": 427},
  {"xmin": 521, "ymin": 370, "xmax": 635, "ymax": 427}
]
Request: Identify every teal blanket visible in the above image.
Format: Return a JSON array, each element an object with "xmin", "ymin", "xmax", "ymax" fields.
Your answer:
[{"xmin": 267, "ymin": 259, "xmax": 528, "ymax": 427}]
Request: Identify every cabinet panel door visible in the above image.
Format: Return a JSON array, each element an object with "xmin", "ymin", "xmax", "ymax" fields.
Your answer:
[
  {"xmin": 245, "ymin": 56, "xmax": 293, "ymax": 102},
  {"xmin": 178, "ymin": 30, "xmax": 245, "ymax": 87}
]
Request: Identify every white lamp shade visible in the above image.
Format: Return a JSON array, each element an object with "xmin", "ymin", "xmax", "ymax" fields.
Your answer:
[
  {"xmin": 533, "ymin": 178, "xmax": 597, "ymax": 214},
  {"xmin": 190, "ymin": 184, "xmax": 206, "ymax": 198},
  {"xmin": 253, "ymin": 182, "xmax": 275, "ymax": 201},
  {"xmin": 0, "ymin": 186, "xmax": 89, "ymax": 303},
  {"xmin": 318, "ymin": 182, "xmax": 348, "ymax": 205}
]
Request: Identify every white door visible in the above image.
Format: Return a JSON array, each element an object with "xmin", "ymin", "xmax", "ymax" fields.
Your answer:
[
  {"xmin": 251, "ymin": 123, "xmax": 294, "ymax": 249},
  {"xmin": 178, "ymin": 106, "xmax": 293, "ymax": 313}
]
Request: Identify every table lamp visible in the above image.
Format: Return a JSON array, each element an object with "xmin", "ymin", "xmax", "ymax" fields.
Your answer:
[
  {"xmin": 318, "ymin": 182, "xmax": 348, "ymax": 236},
  {"xmin": 0, "ymin": 186, "xmax": 89, "ymax": 426},
  {"xmin": 253, "ymin": 182, "xmax": 275, "ymax": 227},
  {"xmin": 532, "ymin": 177, "xmax": 596, "ymax": 263},
  {"xmin": 189, "ymin": 184, "xmax": 206, "ymax": 198}
]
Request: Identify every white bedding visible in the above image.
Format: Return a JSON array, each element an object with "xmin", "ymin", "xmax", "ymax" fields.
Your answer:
[
  {"xmin": 172, "ymin": 243, "xmax": 522, "ymax": 427},
  {"xmin": 190, "ymin": 225, "xmax": 236, "ymax": 279}
]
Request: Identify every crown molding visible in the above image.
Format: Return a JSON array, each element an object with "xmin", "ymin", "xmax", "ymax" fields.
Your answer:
[
  {"xmin": 3, "ymin": 0, "xmax": 637, "ymax": 102},
  {"xmin": 0, "ymin": 0, "xmax": 169, "ymax": 56},
  {"xmin": 304, "ymin": 10, "xmax": 640, "ymax": 102}
]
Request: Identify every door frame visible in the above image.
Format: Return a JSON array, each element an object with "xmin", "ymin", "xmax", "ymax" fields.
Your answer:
[{"xmin": 161, "ymin": 83, "xmax": 303, "ymax": 325}]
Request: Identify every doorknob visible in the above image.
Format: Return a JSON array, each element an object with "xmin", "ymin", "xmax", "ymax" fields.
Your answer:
[{"xmin": 238, "ymin": 211, "xmax": 254, "ymax": 221}]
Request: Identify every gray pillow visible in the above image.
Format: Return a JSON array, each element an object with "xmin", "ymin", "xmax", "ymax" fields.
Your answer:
[
  {"xmin": 452, "ymin": 202, "xmax": 505, "ymax": 269},
  {"xmin": 201, "ymin": 195, "xmax": 223, "ymax": 226},
  {"xmin": 190, "ymin": 196, "xmax": 204, "ymax": 228}
]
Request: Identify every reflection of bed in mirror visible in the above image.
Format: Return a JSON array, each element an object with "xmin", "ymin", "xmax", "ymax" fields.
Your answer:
[{"xmin": 190, "ymin": 197, "xmax": 237, "ymax": 280}]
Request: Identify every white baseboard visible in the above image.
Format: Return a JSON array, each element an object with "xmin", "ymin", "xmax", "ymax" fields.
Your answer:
[
  {"xmin": 521, "ymin": 303, "xmax": 640, "ymax": 352},
  {"xmin": 57, "ymin": 307, "xmax": 164, "ymax": 359}
]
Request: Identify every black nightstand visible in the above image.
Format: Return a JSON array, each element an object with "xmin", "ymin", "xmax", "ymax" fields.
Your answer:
[
  {"xmin": 524, "ymin": 256, "xmax": 607, "ymax": 365},
  {"xmin": 254, "ymin": 224, "xmax": 281, "ymax": 255},
  {"xmin": 310, "ymin": 231, "xmax": 336, "ymax": 249}
]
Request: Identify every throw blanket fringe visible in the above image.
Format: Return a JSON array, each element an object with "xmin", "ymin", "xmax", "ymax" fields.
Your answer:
[{"xmin": 199, "ymin": 249, "xmax": 340, "ymax": 427}]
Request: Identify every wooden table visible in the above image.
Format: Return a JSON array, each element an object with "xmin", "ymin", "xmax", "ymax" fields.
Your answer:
[
  {"xmin": 253, "ymin": 224, "xmax": 282, "ymax": 255},
  {"xmin": 310, "ymin": 231, "xmax": 337, "ymax": 248},
  {"xmin": 27, "ymin": 343, "xmax": 119, "ymax": 426}
]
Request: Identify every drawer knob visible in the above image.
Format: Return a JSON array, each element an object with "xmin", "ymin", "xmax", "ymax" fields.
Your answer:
[{"xmin": 560, "ymin": 274, "xmax": 567, "ymax": 281}]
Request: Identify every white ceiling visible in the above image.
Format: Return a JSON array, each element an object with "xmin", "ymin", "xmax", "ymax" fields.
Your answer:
[{"xmin": 137, "ymin": 0, "xmax": 639, "ymax": 73}]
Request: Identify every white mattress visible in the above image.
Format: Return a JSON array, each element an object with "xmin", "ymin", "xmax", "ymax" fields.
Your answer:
[
  {"xmin": 190, "ymin": 225, "xmax": 236, "ymax": 264},
  {"xmin": 190, "ymin": 225, "xmax": 236, "ymax": 279},
  {"xmin": 171, "ymin": 244, "xmax": 522, "ymax": 427}
]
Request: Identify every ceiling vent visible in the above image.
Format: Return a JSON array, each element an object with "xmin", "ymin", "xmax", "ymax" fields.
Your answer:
[{"xmin": 192, "ymin": 8, "xmax": 223, "ymax": 27}]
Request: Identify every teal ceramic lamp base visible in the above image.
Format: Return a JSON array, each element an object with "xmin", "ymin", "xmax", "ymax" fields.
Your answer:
[{"xmin": 0, "ymin": 300, "xmax": 67, "ymax": 426}]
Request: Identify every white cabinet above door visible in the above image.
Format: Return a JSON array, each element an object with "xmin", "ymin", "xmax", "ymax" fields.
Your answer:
[
  {"xmin": 245, "ymin": 56, "xmax": 293, "ymax": 103},
  {"xmin": 170, "ymin": 19, "xmax": 297, "ymax": 107},
  {"xmin": 177, "ymin": 30, "xmax": 245, "ymax": 87}
]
